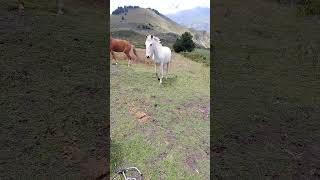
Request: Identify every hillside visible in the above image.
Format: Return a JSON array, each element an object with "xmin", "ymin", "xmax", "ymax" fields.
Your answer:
[
  {"xmin": 166, "ymin": 7, "xmax": 210, "ymax": 32},
  {"xmin": 110, "ymin": 7, "xmax": 210, "ymax": 48}
]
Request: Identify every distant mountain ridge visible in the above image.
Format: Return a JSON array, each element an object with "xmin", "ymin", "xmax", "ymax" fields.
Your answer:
[
  {"xmin": 166, "ymin": 7, "xmax": 210, "ymax": 32},
  {"xmin": 110, "ymin": 6, "xmax": 210, "ymax": 48}
]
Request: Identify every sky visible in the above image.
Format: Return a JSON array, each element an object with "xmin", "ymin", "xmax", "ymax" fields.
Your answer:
[{"xmin": 110, "ymin": 0, "xmax": 210, "ymax": 15}]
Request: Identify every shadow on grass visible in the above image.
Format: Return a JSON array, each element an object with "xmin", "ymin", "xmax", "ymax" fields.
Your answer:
[
  {"xmin": 110, "ymin": 141, "xmax": 125, "ymax": 172},
  {"xmin": 110, "ymin": 141, "xmax": 143, "ymax": 179}
]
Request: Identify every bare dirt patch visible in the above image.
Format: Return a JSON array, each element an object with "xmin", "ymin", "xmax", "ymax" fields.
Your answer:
[
  {"xmin": 129, "ymin": 105, "xmax": 151, "ymax": 123},
  {"xmin": 148, "ymin": 151, "xmax": 169, "ymax": 165},
  {"xmin": 179, "ymin": 96, "xmax": 210, "ymax": 121}
]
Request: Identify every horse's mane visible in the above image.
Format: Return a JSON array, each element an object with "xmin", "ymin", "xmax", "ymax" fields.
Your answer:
[{"xmin": 152, "ymin": 36, "xmax": 163, "ymax": 47}]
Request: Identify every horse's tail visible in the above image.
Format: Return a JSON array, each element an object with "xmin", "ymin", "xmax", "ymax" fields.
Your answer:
[{"xmin": 132, "ymin": 45, "xmax": 139, "ymax": 61}]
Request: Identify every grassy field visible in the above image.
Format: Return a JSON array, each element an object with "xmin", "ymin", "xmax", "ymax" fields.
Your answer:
[
  {"xmin": 195, "ymin": 48, "xmax": 210, "ymax": 60},
  {"xmin": 1, "ymin": 0, "xmax": 108, "ymax": 179},
  {"xmin": 181, "ymin": 48, "xmax": 210, "ymax": 66},
  {"xmin": 213, "ymin": 0, "xmax": 320, "ymax": 179},
  {"xmin": 110, "ymin": 51, "xmax": 210, "ymax": 179}
]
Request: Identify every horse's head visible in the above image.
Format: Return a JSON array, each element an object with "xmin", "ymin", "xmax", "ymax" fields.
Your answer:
[{"xmin": 145, "ymin": 35, "xmax": 154, "ymax": 58}]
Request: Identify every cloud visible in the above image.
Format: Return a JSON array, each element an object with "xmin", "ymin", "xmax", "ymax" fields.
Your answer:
[{"xmin": 110, "ymin": 0, "xmax": 210, "ymax": 14}]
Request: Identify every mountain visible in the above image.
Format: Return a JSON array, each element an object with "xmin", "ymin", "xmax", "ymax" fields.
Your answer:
[
  {"xmin": 110, "ymin": 7, "xmax": 210, "ymax": 48},
  {"xmin": 166, "ymin": 7, "xmax": 210, "ymax": 32}
]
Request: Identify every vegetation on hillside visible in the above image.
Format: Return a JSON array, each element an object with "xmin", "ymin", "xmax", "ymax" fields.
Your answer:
[
  {"xmin": 137, "ymin": 23, "xmax": 153, "ymax": 30},
  {"xmin": 173, "ymin": 32, "xmax": 209, "ymax": 66},
  {"xmin": 181, "ymin": 49, "xmax": 210, "ymax": 66},
  {"xmin": 112, "ymin": 6, "xmax": 140, "ymax": 15}
]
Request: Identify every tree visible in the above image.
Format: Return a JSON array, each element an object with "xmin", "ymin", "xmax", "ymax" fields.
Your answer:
[{"xmin": 173, "ymin": 32, "xmax": 196, "ymax": 53}]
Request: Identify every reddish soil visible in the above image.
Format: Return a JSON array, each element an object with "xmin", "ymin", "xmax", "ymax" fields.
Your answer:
[{"xmin": 129, "ymin": 105, "xmax": 151, "ymax": 123}]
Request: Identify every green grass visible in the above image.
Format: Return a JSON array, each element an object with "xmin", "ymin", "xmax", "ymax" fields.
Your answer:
[
  {"xmin": 181, "ymin": 48, "xmax": 210, "ymax": 66},
  {"xmin": 213, "ymin": 0, "xmax": 320, "ymax": 179},
  {"xmin": 195, "ymin": 48, "xmax": 210, "ymax": 60},
  {"xmin": 0, "ymin": 1, "xmax": 108, "ymax": 179},
  {"xmin": 110, "ymin": 54, "xmax": 209, "ymax": 179}
]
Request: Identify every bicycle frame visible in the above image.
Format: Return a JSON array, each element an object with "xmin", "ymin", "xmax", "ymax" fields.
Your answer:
[{"xmin": 112, "ymin": 167, "xmax": 143, "ymax": 180}]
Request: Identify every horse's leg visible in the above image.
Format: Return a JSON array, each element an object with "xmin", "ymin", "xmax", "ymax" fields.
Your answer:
[
  {"xmin": 124, "ymin": 47, "xmax": 132, "ymax": 67},
  {"xmin": 165, "ymin": 62, "xmax": 169, "ymax": 79},
  {"xmin": 110, "ymin": 51, "xmax": 117, "ymax": 65},
  {"xmin": 126, "ymin": 52, "xmax": 132, "ymax": 66},
  {"xmin": 159, "ymin": 63, "xmax": 164, "ymax": 84},
  {"xmin": 154, "ymin": 63, "xmax": 159, "ymax": 80}
]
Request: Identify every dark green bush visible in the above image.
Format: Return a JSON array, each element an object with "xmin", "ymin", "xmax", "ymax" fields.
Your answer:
[{"xmin": 173, "ymin": 32, "xmax": 196, "ymax": 53}]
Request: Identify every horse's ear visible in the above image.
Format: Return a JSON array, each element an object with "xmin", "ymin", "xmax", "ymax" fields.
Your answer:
[{"xmin": 151, "ymin": 35, "xmax": 153, "ymax": 39}]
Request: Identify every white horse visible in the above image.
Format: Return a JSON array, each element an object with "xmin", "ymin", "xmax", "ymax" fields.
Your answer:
[{"xmin": 145, "ymin": 35, "xmax": 171, "ymax": 84}]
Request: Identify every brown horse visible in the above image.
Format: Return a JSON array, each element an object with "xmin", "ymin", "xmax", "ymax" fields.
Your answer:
[{"xmin": 109, "ymin": 37, "xmax": 138, "ymax": 66}]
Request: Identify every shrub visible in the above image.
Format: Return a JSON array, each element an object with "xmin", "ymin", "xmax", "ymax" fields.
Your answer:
[
  {"xmin": 173, "ymin": 32, "xmax": 196, "ymax": 53},
  {"xmin": 137, "ymin": 24, "xmax": 152, "ymax": 30}
]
